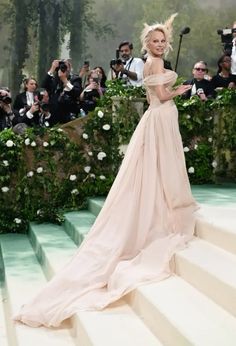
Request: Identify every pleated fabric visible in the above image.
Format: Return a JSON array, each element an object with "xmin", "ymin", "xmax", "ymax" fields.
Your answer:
[{"xmin": 13, "ymin": 68, "xmax": 198, "ymax": 328}]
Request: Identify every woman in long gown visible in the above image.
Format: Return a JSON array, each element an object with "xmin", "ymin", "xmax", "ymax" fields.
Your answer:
[{"xmin": 14, "ymin": 14, "xmax": 198, "ymax": 328}]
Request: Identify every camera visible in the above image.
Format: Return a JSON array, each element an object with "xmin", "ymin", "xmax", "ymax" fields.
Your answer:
[
  {"xmin": 37, "ymin": 89, "xmax": 50, "ymax": 112},
  {"xmin": 217, "ymin": 28, "xmax": 236, "ymax": 53},
  {"xmin": 110, "ymin": 48, "xmax": 126, "ymax": 68},
  {"xmin": 92, "ymin": 77, "xmax": 100, "ymax": 84},
  {"xmin": 57, "ymin": 60, "xmax": 68, "ymax": 73},
  {"xmin": 0, "ymin": 93, "xmax": 12, "ymax": 104}
]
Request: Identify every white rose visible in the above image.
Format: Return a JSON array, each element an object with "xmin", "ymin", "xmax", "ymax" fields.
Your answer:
[
  {"xmin": 99, "ymin": 175, "xmax": 106, "ymax": 180},
  {"xmin": 71, "ymin": 189, "xmax": 79, "ymax": 195},
  {"xmin": 43, "ymin": 141, "xmax": 49, "ymax": 147},
  {"xmin": 183, "ymin": 147, "xmax": 190, "ymax": 152},
  {"xmin": 6, "ymin": 140, "xmax": 14, "ymax": 147},
  {"xmin": 186, "ymin": 114, "xmax": 191, "ymax": 119},
  {"xmin": 24, "ymin": 138, "xmax": 30, "ymax": 145},
  {"xmin": 97, "ymin": 151, "xmax": 107, "ymax": 160},
  {"xmin": 188, "ymin": 167, "xmax": 195, "ymax": 174},
  {"xmin": 14, "ymin": 218, "xmax": 22, "ymax": 224},
  {"xmin": 1, "ymin": 186, "xmax": 9, "ymax": 192},
  {"xmin": 88, "ymin": 151, "xmax": 93, "ymax": 156},
  {"xmin": 27, "ymin": 171, "xmax": 34, "ymax": 177},
  {"xmin": 208, "ymin": 137, "xmax": 213, "ymax": 143},
  {"xmin": 31, "ymin": 141, "xmax": 36, "ymax": 147},
  {"xmin": 194, "ymin": 144, "xmax": 198, "ymax": 150},
  {"xmin": 37, "ymin": 209, "xmax": 43, "ymax": 216},
  {"xmin": 69, "ymin": 174, "xmax": 77, "ymax": 181},
  {"xmin": 57, "ymin": 128, "xmax": 63, "ymax": 132},
  {"xmin": 3, "ymin": 160, "xmax": 9, "ymax": 166},
  {"xmin": 97, "ymin": 110, "xmax": 104, "ymax": 118},
  {"xmin": 90, "ymin": 173, "xmax": 95, "ymax": 179},
  {"xmin": 212, "ymin": 161, "xmax": 217, "ymax": 168},
  {"xmin": 82, "ymin": 133, "xmax": 89, "ymax": 139},
  {"xmin": 102, "ymin": 124, "xmax": 111, "ymax": 131},
  {"xmin": 84, "ymin": 166, "xmax": 91, "ymax": 173},
  {"xmin": 36, "ymin": 167, "xmax": 43, "ymax": 173}
]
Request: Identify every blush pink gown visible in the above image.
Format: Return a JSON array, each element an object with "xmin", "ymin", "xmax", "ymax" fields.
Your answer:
[{"xmin": 14, "ymin": 64, "xmax": 198, "ymax": 328}]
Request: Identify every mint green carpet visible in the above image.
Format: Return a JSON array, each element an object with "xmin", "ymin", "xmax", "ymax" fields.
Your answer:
[{"xmin": 191, "ymin": 184, "xmax": 236, "ymax": 206}]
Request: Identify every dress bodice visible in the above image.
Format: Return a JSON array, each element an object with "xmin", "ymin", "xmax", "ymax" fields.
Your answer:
[{"xmin": 143, "ymin": 70, "xmax": 177, "ymax": 107}]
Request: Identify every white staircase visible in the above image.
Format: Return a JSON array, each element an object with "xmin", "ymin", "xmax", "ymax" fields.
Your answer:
[{"xmin": 0, "ymin": 199, "xmax": 236, "ymax": 345}]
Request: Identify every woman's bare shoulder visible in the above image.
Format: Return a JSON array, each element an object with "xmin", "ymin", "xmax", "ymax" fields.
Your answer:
[{"xmin": 144, "ymin": 56, "xmax": 164, "ymax": 76}]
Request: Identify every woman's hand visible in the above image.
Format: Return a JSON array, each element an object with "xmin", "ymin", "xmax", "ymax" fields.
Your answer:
[{"xmin": 175, "ymin": 84, "xmax": 192, "ymax": 96}]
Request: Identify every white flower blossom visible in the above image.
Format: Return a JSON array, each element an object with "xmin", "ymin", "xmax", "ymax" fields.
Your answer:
[
  {"xmin": 31, "ymin": 141, "xmax": 36, "ymax": 147},
  {"xmin": 99, "ymin": 175, "xmax": 106, "ymax": 180},
  {"xmin": 88, "ymin": 151, "xmax": 93, "ymax": 156},
  {"xmin": 27, "ymin": 171, "xmax": 34, "ymax": 177},
  {"xmin": 84, "ymin": 166, "xmax": 91, "ymax": 173},
  {"xmin": 14, "ymin": 218, "xmax": 22, "ymax": 224},
  {"xmin": 1, "ymin": 186, "xmax": 9, "ymax": 192},
  {"xmin": 97, "ymin": 110, "xmax": 104, "ymax": 118},
  {"xmin": 186, "ymin": 114, "xmax": 191, "ymax": 119},
  {"xmin": 102, "ymin": 124, "xmax": 111, "ymax": 131},
  {"xmin": 69, "ymin": 174, "xmax": 77, "ymax": 181},
  {"xmin": 183, "ymin": 147, "xmax": 190, "ymax": 152},
  {"xmin": 24, "ymin": 138, "xmax": 30, "ymax": 145},
  {"xmin": 208, "ymin": 137, "xmax": 213, "ymax": 143},
  {"xmin": 97, "ymin": 151, "xmax": 107, "ymax": 160},
  {"xmin": 82, "ymin": 133, "xmax": 89, "ymax": 139},
  {"xmin": 36, "ymin": 167, "xmax": 43, "ymax": 173},
  {"xmin": 90, "ymin": 173, "xmax": 95, "ymax": 179},
  {"xmin": 71, "ymin": 189, "xmax": 79, "ymax": 195},
  {"xmin": 212, "ymin": 160, "xmax": 217, "ymax": 168},
  {"xmin": 6, "ymin": 140, "xmax": 14, "ymax": 147},
  {"xmin": 37, "ymin": 209, "xmax": 43, "ymax": 216},
  {"xmin": 194, "ymin": 144, "xmax": 198, "ymax": 150},
  {"xmin": 3, "ymin": 160, "xmax": 9, "ymax": 166},
  {"xmin": 57, "ymin": 128, "xmax": 63, "ymax": 132},
  {"xmin": 188, "ymin": 167, "xmax": 195, "ymax": 174},
  {"xmin": 43, "ymin": 141, "xmax": 49, "ymax": 147}
]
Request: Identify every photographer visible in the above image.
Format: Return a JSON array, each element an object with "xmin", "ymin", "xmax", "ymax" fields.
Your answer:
[
  {"xmin": 42, "ymin": 59, "xmax": 82, "ymax": 124},
  {"xmin": 13, "ymin": 88, "xmax": 52, "ymax": 128},
  {"xmin": 0, "ymin": 88, "xmax": 14, "ymax": 131},
  {"xmin": 110, "ymin": 41, "xmax": 144, "ymax": 86},
  {"xmin": 231, "ymin": 21, "xmax": 236, "ymax": 75},
  {"xmin": 79, "ymin": 70, "xmax": 104, "ymax": 114}
]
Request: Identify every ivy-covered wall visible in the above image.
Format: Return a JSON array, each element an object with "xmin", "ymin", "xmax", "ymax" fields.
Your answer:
[{"xmin": 0, "ymin": 81, "xmax": 235, "ymax": 233}]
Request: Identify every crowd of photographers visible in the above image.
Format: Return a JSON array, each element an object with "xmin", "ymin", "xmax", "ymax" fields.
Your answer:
[{"xmin": 0, "ymin": 21, "xmax": 236, "ymax": 132}]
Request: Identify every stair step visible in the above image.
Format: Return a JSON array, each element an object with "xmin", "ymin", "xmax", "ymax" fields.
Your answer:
[
  {"xmin": 196, "ymin": 206, "xmax": 236, "ymax": 255},
  {"xmin": 29, "ymin": 223, "xmax": 77, "ymax": 279},
  {"xmin": 88, "ymin": 197, "xmax": 105, "ymax": 216},
  {"xmin": 73, "ymin": 300, "xmax": 163, "ymax": 346},
  {"xmin": 126, "ymin": 276, "xmax": 236, "ymax": 346},
  {"xmin": 0, "ymin": 284, "xmax": 8, "ymax": 346},
  {"xmin": 0, "ymin": 234, "xmax": 75, "ymax": 346},
  {"xmin": 175, "ymin": 238, "xmax": 236, "ymax": 316},
  {"xmin": 64, "ymin": 211, "xmax": 96, "ymax": 246},
  {"xmin": 30, "ymin": 224, "xmax": 163, "ymax": 345}
]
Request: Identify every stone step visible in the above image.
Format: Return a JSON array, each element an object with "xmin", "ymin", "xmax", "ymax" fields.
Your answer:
[
  {"xmin": 29, "ymin": 223, "xmax": 164, "ymax": 345},
  {"xmin": 0, "ymin": 234, "xmax": 76, "ymax": 346},
  {"xmin": 175, "ymin": 237, "xmax": 236, "ymax": 316},
  {"xmin": 0, "ymin": 283, "xmax": 8, "ymax": 346},
  {"xmin": 64, "ymin": 211, "xmax": 96, "ymax": 246},
  {"xmin": 126, "ymin": 276, "xmax": 236, "ymax": 346},
  {"xmin": 88, "ymin": 197, "xmax": 105, "ymax": 217},
  {"xmin": 195, "ymin": 206, "xmax": 236, "ymax": 255}
]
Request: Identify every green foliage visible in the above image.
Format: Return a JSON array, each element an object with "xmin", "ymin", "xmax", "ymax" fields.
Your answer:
[{"xmin": 0, "ymin": 84, "xmax": 235, "ymax": 234}]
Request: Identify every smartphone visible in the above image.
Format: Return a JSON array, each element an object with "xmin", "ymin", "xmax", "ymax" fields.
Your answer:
[
  {"xmin": 84, "ymin": 61, "xmax": 89, "ymax": 66},
  {"xmin": 93, "ymin": 77, "xmax": 99, "ymax": 83}
]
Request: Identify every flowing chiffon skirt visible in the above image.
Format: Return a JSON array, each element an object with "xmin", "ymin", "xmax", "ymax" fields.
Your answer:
[{"xmin": 14, "ymin": 73, "xmax": 198, "ymax": 328}]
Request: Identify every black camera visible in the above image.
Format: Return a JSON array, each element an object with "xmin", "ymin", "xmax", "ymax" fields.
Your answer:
[
  {"xmin": 58, "ymin": 60, "xmax": 68, "ymax": 73},
  {"xmin": 37, "ymin": 89, "xmax": 50, "ymax": 112},
  {"xmin": 0, "ymin": 94, "xmax": 12, "ymax": 104},
  {"xmin": 217, "ymin": 28, "xmax": 236, "ymax": 54},
  {"xmin": 110, "ymin": 48, "xmax": 126, "ymax": 68}
]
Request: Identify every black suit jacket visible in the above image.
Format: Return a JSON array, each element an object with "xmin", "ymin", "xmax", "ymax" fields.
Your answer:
[
  {"xmin": 41, "ymin": 73, "xmax": 82, "ymax": 124},
  {"xmin": 183, "ymin": 78, "xmax": 215, "ymax": 99}
]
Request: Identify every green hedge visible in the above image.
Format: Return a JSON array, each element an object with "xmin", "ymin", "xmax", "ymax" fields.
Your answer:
[{"xmin": 0, "ymin": 81, "xmax": 235, "ymax": 233}]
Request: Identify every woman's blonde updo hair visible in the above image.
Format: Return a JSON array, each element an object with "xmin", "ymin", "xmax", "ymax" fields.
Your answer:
[{"xmin": 140, "ymin": 13, "xmax": 178, "ymax": 56}]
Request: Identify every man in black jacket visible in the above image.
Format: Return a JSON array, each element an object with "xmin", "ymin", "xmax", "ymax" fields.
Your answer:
[
  {"xmin": 183, "ymin": 61, "xmax": 214, "ymax": 100},
  {"xmin": 42, "ymin": 59, "xmax": 82, "ymax": 124}
]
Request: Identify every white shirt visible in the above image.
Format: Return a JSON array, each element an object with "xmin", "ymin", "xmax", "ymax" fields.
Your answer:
[
  {"xmin": 26, "ymin": 91, "xmax": 34, "ymax": 106},
  {"xmin": 121, "ymin": 57, "xmax": 144, "ymax": 86},
  {"xmin": 231, "ymin": 38, "xmax": 236, "ymax": 75}
]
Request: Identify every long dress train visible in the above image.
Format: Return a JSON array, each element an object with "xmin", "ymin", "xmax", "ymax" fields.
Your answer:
[{"xmin": 13, "ymin": 65, "xmax": 198, "ymax": 328}]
